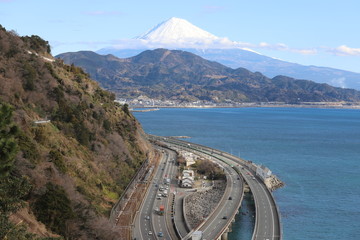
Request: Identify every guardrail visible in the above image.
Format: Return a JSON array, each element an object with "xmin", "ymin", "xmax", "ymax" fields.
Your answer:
[
  {"xmin": 109, "ymin": 157, "xmax": 149, "ymax": 224},
  {"xmin": 214, "ymin": 167, "xmax": 245, "ymax": 240}
]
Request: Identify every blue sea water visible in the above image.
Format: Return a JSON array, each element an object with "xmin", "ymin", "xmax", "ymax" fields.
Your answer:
[{"xmin": 133, "ymin": 108, "xmax": 360, "ymax": 240}]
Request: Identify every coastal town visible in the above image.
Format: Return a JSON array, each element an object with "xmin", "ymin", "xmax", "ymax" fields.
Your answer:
[{"xmin": 117, "ymin": 95, "xmax": 360, "ymax": 109}]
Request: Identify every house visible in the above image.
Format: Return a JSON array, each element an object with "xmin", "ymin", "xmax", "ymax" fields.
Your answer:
[
  {"xmin": 179, "ymin": 151, "xmax": 196, "ymax": 166},
  {"xmin": 181, "ymin": 169, "xmax": 195, "ymax": 188}
]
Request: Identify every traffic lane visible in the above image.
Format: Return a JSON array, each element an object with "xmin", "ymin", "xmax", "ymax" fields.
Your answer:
[
  {"xmin": 208, "ymin": 153, "xmax": 277, "ymax": 240},
  {"xmin": 144, "ymin": 153, "xmax": 167, "ymax": 239},
  {"xmin": 200, "ymin": 166, "xmax": 242, "ymax": 239},
  {"xmin": 152, "ymin": 147, "xmax": 179, "ymax": 240},
  {"xmin": 245, "ymin": 173, "xmax": 275, "ymax": 240},
  {"xmin": 139, "ymin": 147, "xmax": 174, "ymax": 239},
  {"xmin": 152, "ymin": 148, "xmax": 173, "ymax": 239},
  {"xmin": 135, "ymin": 150, "xmax": 166, "ymax": 240},
  {"xmin": 202, "ymin": 174, "xmax": 242, "ymax": 239}
]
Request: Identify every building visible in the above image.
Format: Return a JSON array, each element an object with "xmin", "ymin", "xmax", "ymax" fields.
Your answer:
[
  {"xmin": 179, "ymin": 151, "xmax": 196, "ymax": 166},
  {"xmin": 256, "ymin": 165, "xmax": 272, "ymax": 181},
  {"xmin": 181, "ymin": 169, "xmax": 195, "ymax": 188}
]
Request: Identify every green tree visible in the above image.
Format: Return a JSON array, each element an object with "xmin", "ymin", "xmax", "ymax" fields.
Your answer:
[
  {"xmin": 32, "ymin": 183, "xmax": 74, "ymax": 236},
  {"xmin": 0, "ymin": 175, "xmax": 31, "ymax": 214},
  {"xmin": 122, "ymin": 103, "xmax": 130, "ymax": 116},
  {"xmin": 0, "ymin": 103, "xmax": 19, "ymax": 177}
]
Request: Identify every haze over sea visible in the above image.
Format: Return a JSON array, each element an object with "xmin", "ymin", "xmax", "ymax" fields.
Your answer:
[{"xmin": 133, "ymin": 107, "xmax": 360, "ymax": 240}]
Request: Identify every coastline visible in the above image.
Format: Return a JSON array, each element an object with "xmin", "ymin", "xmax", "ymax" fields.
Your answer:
[{"xmin": 128, "ymin": 102, "xmax": 360, "ymax": 110}]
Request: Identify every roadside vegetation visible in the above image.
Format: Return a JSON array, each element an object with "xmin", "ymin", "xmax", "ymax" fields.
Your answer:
[{"xmin": 177, "ymin": 154, "xmax": 226, "ymax": 180}]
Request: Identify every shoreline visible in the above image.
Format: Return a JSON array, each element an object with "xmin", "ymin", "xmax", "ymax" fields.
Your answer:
[{"xmin": 129, "ymin": 103, "xmax": 360, "ymax": 110}]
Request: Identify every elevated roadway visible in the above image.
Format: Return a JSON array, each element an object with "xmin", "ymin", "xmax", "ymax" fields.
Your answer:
[{"xmin": 150, "ymin": 135, "xmax": 282, "ymax": 240}]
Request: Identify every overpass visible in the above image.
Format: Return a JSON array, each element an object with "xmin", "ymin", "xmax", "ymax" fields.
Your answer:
[{"xmin": 149, "ymin": 135, "xmax": 282, "ymax": 240}]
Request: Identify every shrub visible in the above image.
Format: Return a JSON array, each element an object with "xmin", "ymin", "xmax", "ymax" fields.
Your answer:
[
  {"xmin": 122, "ymin": 103, "xmax": 130, "ymax": 116},
  {"xmin": 17, "ymin": 132, "xmax": 39, "ymax": 163},
  {"xmin": 22, "ymin": 62, "xmax": 37, "ymax": 91},
  {"xmin": 32, "ymin": 183, "xmax": 74, "ymax": 236},
  {"xmin": 21, "ymin": 35, "xmax": 51, "ymax": 54},
  {"xmin": 0, "ymin": 103, "xmax": 19, "ymax": 176},
  {"xmin": 49, "ymin": 150, "xmax": 66, "ymax": 174},
  {"xmin": 103, "ymin": 119, "xmax": 111, "ymax": 132}
]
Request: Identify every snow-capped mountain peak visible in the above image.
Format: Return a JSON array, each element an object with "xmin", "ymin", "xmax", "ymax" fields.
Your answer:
[{"xmin": 135, "ymin": 17, "xmax": 219, "ymax": 43}]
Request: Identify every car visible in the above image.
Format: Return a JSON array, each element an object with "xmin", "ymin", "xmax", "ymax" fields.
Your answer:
[
  {"xmin": 158, "ymin": 231, "xmax": 163, "ymax": 237},
  {"xmin": 252, "ymin": 177, "xmax": 256, "ymax": 180},
  {"xmin": 145, "ymin": 215, "xmax": 150, "ymax": 220},
  {"xmin": 157, "ymin": 196, "xmax": 161, "ymax": 200},
  {"xmin": 148, "ymin": 231, "xmax": 152, "ymax": 235},
  {"xmin": 222, "ymin": 216, "xmax": 228, "ymax": 219},
  {"xmin": 228, "ymin": 196, "xmax": 232, "ymax": 200}
]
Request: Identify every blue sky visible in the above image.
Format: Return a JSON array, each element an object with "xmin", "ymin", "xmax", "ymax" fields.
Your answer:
[{"xmin": 1, "ymin": 0, "xmax": 360, "ymax": 73}]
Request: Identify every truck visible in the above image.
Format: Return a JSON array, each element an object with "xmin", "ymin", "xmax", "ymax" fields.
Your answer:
[{"xmin": 159, "ymin": 205, "xmax": 164, "ymax": 215}]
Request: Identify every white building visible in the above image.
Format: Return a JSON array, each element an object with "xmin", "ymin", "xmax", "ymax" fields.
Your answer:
[
  {"xmin": 179, "ymin": 151, "xmax": 196, "ymax": 166},
  {"xmin": 256, "ymin": 165, "xmax": 272, "ymax": 181},
  {"xmin": 181, "ymin": 170, "xmax": 195, "ymax": 188}
]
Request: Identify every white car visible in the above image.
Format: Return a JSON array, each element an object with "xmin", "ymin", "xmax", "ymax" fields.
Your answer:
[{"xmin": 148, "ymin": 231, "xmax": 152, "ymax": 235}]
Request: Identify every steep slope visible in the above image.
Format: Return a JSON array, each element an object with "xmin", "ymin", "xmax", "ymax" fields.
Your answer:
[
  {"xmin": 97, "ymin": 17, "xmax": 360, "ymax": 90},
  {"xmin": 57, "ymin": 49, "xmax": 360, "ymax": 103},
  {"xmin": 0, "ymin": 25, "xmax": 151, "ymax": 239}
]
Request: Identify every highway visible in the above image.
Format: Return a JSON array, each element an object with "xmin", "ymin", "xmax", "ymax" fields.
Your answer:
[
  {"xmin": 162, "ymin": 141, "xmax": 244, "ymax": 240},
  {"xmin": 150, "ymin": 135, "xmax": 281, "ymax": 240},
  {"xmin": 133, "ymin": 147, "xmax": 178, "ymax": 240},
  {"xmin": 197, "ymin": 163, "xmax": 243, "ymax": 240}
]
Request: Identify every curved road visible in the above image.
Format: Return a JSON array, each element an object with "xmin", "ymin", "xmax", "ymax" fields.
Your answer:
[{"xmin": 150, "ymin": 135, "xmax": 281, "ymax": 240}]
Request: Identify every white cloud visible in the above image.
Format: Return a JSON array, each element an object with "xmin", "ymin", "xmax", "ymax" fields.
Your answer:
[
  {"xmin": 330, "ymin": 77, "xmax": 347, "ymax": 88},
  {"xmin": 105, "ymin": 38, "xmax": 318, "ymax": 56},
  {"xmin": 331, "ymin": 45, "xmax": 360, "ymax": 56},
  {"xmin": 251, "ymin": 42, "xmax": 317, "ymax": 55},
  {"xmin": 292, "ymin": 49, "xmax": 318, "ymax": 55}
]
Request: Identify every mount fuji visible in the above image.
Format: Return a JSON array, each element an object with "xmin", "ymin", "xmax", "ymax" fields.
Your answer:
[
  {"xmin": 96, "ymin": 17, "xmax": 360, "ymax": 90},
  {"xmin": 134, "ymin": 17, "xmax": 219, "ymax": 43}
]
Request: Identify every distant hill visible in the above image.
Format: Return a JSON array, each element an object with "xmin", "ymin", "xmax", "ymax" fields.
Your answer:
[
  {"xmin": 57, "ymin": 49, "xmax": 360, "ymax": 103},
  {"xmin": 0, "ymin": 24, "xmax": 150, "ymax": 239},
  {"xmin": 97, "ymin": 17, "xmax": 360, "ymax": 90}
]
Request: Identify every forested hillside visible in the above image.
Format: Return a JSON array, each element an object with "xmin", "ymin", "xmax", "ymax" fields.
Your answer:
[
  {"xmin": 58, "ymin": 49, "xmax": 360, "ymax": 103},
  {"xmin": 0, "ymin": 25, "xmax": 151, "ymax": 239}
]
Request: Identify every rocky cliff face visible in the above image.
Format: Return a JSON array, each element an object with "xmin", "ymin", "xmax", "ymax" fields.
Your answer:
[{"xmin": 0, "ymin": 25, "xmax": 152, "ymax": 239}]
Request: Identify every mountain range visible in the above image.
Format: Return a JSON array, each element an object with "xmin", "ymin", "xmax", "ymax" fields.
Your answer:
[
  {"xmin": 57, "ymin": 49, "xmax": 360, "ymax": 103},
  {"xmin": 97, "ymin": 17, "xmax": 360, "ymax": 90}
]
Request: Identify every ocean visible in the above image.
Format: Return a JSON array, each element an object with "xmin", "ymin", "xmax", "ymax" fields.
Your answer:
[{"xmin": 133, "ymin": 107, "xmax": 360, "ymax": 240}]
